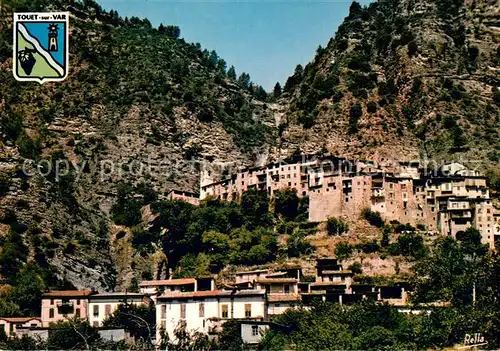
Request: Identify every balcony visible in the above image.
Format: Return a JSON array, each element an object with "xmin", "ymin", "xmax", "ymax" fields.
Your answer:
[
  {"xmin": 371, "ymin": 188, "xmax": 385, "ymax": 199},
  {"xmin": 450, "ymin": 211, "xmax": 472, "ymax": 218}
]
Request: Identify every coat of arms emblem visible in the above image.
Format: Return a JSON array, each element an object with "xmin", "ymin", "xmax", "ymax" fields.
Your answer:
[{"xmin": 13, "ymin": 12, "xmax": 69, "ymax": 84}]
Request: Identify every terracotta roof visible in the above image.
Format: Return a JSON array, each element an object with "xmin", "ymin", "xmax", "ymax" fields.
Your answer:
[
  {"xmin": 158, "ymin": 289, "xmax": 266, "ymax": 300},
  {"xmin": 234, "ymin": 269, "xmax": 268, "ymax": 275},
  {"xmin": 301, "ymin": 291, "xmax": 326, "ymax": 296},
  {"xmin": 89, "ymin": 292, "xmax": 146, "ymax": 299},
  {"xmin": 138, "ymin": 278, "xmax": 196, "ymax": 287},
  {"xmin": 0, "ymin": 317, "xmax": 41, "ymax": 323},
  {"xmin": 256, "ymin": 278, "xmax": 298, "ymax": 284},
  {"xmin": 321, "ymin": 270, "xmax": 353, "ymax": 275},
  {"xmin": 264, "ymin": 272, "xmax": 287, "ymax": 278},
  {"xmin": 42, "ymin": 290, "xmax": 92, "ymax": 297},
  {"xmin": 310, "ymin": 281, "xmax": 347, "ymax": 286},
  {"xmin": 267, "ymin": 294, "xmax": 301, "ymax": 302}
]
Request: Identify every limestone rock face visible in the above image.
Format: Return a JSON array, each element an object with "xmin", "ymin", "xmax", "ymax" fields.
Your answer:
[{"xmin": 276, "ymin": 0, "xmax": 499, "ymax": 171}]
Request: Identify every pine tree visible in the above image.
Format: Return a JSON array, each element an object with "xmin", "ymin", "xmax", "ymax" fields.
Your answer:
[
  {"xmin": 217, "ymin": 59, "xmax": 227, "ymax": 73},
  {"xmin": 238, "ymin": 73, "xmax": 250, "ymax": 89},
  {"xmin": 255, "ymin": 86, "xmax": 267, "ymax": 100},
  {"xmin": 227, "ymin": 66, "xmax": 236, "ymax": 80},
  {"xmin": 273, "ymin": 82, "xmax": 282, "ymax": 97},
  {"xmin": 158, "ymin": 23, "xmax": 165, "ymax": 33},
  {"xmin": 209, "ymin": 50, "xmax": 218, "ymax": 69}
]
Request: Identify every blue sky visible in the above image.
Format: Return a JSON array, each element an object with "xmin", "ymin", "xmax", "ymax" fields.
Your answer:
[
  {"xmin": 98, "ymin": 0, "xmax": 372, "ymax": 90},
  {"xmin": 24, "ymin": 22, "xmax": 66, "ymax": 66}
]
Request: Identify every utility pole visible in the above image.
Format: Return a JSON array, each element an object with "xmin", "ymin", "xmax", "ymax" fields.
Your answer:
[{"xmin": 472, "ymin": 281, "xmax": 476, "ymax": 306}]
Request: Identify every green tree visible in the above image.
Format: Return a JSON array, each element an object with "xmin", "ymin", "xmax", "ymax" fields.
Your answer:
[
  {"xmin": 273, "ymin": 189, "xmax": 299, "ymax": 220},
  {"xmin": 102, "ymin": 303, "xmax": 156, "ymax": 343},
  {"xmin": 412, "ymin": 236, "xmax": 484, "ymax": 306},
  {"xmin": 381, "ymin": 225, "xmax": 391, "ymax": 247},
  {"xmin": 335, "ymin": 242, "xmax": 353, "ymax": 260},
  {"xmin": 327, "ymin": 217, "xmax": 349, "ymax": 236},
  {"xmin": 10, "ymin": 264, "xmax": 46, "ymax": 316},
  {"xmin": 397, "ymin": 232, "xmax": 427, "ymax": 259},
  {"xmin": 47, "ymin": 318, "xmax": 100, "ymax": 350},
  {"xmin": 227, "ymin": 65, "xmax": 237, "ymax": 80},
  {"xmin": 362, "ymin": 208, "xmax": 384, "ymax": 227},
  {"xmin": 240, "ymin": 188, "xmax": 272, "ymax": 229},
  {"xmin": 237, "ymin": 72, "xmax": 251, "ymax": 88},
  {"xmin": 273, "ymin": 82, "xmax": 282, "ymax": 97},
  {"xmin": 348, "ymin": 262, "xmax": 363, "ymax": 274},
  {"xmin": 218, "ymin": 320, "xmax": 244, "ymax": 350}
]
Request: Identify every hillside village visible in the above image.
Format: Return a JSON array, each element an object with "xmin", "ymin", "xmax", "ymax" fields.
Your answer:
[
  {"xmin": 169, "ymin": 155, "xmax": 500, "ymax": 249},
  {"xmin": 0, "ymin": 257, "xmax": 426, "ymax": 346},
  {"xmin": 0, "ymin": 0, "xmax": 500, "ymax": 348}
]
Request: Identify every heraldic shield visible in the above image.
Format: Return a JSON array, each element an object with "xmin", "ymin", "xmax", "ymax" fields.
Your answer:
[{"xmin": 13, "ymin": 12, "xmax": 69, "ymax": 84}]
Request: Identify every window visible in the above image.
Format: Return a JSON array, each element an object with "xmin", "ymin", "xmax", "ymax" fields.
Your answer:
[
  {"xmin": 180, "ymin": 304, "xmax": 186, "ymax": 319},
  {"xmin": 199, "ymin": 303, "xmax": 205, "ymax": 317},
  {"xmin": 75, "ymin": 308, "xmax": 80, "ymax": 317},
  {"xmin": 284, "ymin": 285, "xmax": 290, "ymax": 295},
  {"xmin": 50, "ymin": 299, "xmax": 54, "ymax": 305},
  {"xmin": 245, "ymin": 304, "xmax": 251, "ymax": 317},
  {"xmin": 105, "ymin": 304, "xmax": 111, "ymax": 317},
  {"xmin": 161, "ymin": 305, "xmax": 166, "ymax": 319},
  {"xmin": 93, "ymin": 305, "xmax": 99, "ymax": 318},
  {"xmin": 252, "ymin": 325, "xmax": 259, "ymax": 336},
  {"xmin": 76, "ymin": 299, "xmax": 80, "ymax": 306},
  {"xmin": 221, "ymin": 304, "xmax": 228, "ymax": 318},
  {"xmin": 49, "ymin": 308, "xmax": 54, "ymax": 318}
]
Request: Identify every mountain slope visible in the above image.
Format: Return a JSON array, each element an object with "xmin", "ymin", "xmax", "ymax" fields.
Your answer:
[
  {"xmin": 277, "ymin": 0, "xmax": 499, "ymax": 171},
  {"xmin": 0, "ymin": 0, "xmax": 276, "ymax": 290}
]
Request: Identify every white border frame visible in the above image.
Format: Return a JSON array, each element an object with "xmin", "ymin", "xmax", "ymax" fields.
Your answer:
[{"xmin": 13, "ymin": 12, "xmax": 69, "ymax": 84}]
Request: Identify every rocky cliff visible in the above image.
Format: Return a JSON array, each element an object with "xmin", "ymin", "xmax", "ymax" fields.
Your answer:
[
  {"xmin": 0, "ymin": 0, "xmax": 277, "ymax": 290},
  {"xmin": 277, "ymin": 0, "xmax": 499, "ymax": 172}
]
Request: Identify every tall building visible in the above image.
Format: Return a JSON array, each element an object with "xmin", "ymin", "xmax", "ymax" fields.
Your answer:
[{"xmin": 199, "ymin": 155, "xmax": 497, "ymax": 248}]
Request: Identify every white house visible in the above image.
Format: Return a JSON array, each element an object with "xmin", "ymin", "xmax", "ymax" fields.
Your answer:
[
  {"xmin": 88, "ymin": 292, "xmax": 149, "ymax": 327},
  {"xmin": 155, "ymin": 289, "xmax": 266, "ymax": 342},
  {"xmin": 139, "ymin": 277, "xmax": 215, "ymax": 301}
]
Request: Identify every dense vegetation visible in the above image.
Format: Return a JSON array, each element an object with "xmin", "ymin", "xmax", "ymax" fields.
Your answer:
[
  {"xmin": 128, "ymin": 188, "xmax": 312, "ymax": 278},
  {"xmin": 0, "ymin": 0, "xmax": 278, "ymax": 292}
]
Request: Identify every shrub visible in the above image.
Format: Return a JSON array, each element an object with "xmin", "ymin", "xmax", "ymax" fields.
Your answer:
[
  {"xmin": 407, "ymin": 41, "xmax": 418, "ymax": 56},
  {"xmin": 367, "ymin": 101, "xmax": 377, "ymax": 113},
  {"xmin": 468, "ymin": 46, "xmax": 479, "ymax": 61},
  {"xmin": 348, "ymin": 103, "xmax": 363, "ymax": 134},
  {"xmin": 381, "ymin": 225, "xmax": 391, "ymax": 247},
  {"xmin": 362, "ymin": 208, "xmax": 384, "ymax": 227},
  {"xmin": 357, "ymin": 240, "xmax": 380, "ymax": 254},
  {"xmin": 334, "ymin": 242, "xmax": 353, "ymax": 260},
  {"xmin": 111, "ymin": 183, "xmax": 143, "ymax": 227},
  {"xmin": 287, "ymin": 232, "xmax": 314, "ymax": 258},
  {"xmin": 327, "ymin": 217, "xmax": 349, "ymax": 236},
  {"xmin": 348, "ymin": 262, "xmax": 363, "ymax": 274}
]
